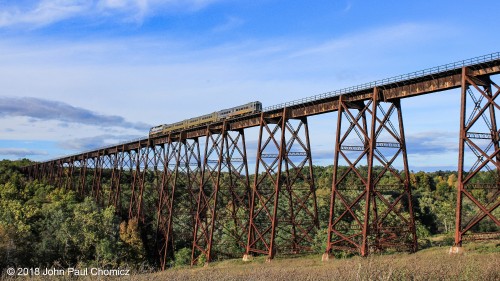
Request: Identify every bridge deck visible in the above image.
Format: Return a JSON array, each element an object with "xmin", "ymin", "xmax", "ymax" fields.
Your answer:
[{"xmin": 42, "ymin": 53, "xmax": 500, "ymax": 163}]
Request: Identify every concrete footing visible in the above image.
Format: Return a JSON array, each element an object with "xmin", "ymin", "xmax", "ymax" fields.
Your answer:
[
  {"xmin": 322, "ymin": 253, "xmax": 334, "ymax": 261},
  {"xmin": 242, "ymin": 254, "xmax": 253, "ymax": 262},
  {"xmin": 449, "ymin": 246, "xmax": 464, "ymax": 255}
]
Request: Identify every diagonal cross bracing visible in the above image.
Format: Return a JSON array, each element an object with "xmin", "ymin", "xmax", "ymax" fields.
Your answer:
[
  {"xmin": 245, "ymin": 110, "xmax": 319, "ymax": 261},
  {"xmin": 455, "ymin": 67, "xmax": 500, "ymax": 246},
  {"xmin": 325, "ymin": 90, "xmax": 417, "ymax": 258}
]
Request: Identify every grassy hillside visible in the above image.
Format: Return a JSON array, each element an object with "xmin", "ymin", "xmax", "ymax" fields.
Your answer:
[
  {"xmin": 1, "ymin": 241, "xmax": 498, "ymax": 280},
  {"xmin": 140, "ymin": 241, "xmax": 500, "ymax": 281}
]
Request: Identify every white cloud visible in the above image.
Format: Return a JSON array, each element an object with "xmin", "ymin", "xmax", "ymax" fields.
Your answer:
[
  {"xmin": 0, "ymin": 96, "xmax": 151, "ymax": 131},
  {"xmin": 0, "ymin": 148, "xmax": 48, "ymax": 157},
  {"xmin": 0, "ymin": 20, "xmax": 488, "ymax": 169},
  {"xmin": 0, "ymin": 0, "xmax": 224, "ymax": 27},
  {"xmin": 58, "ymin": 134, "xmax": 144, "ymax": 150},
  {"xmin": 289, "ymin": 23, "xmax": 446, "ymax": 59},
  {"xmin": 0, "ymin": 22, "xmax": 463, "ymax": 128},
  {"xmin": 212, "ymin": 16, "xmax": 244, "ymax": 33},
  {"xmin": 0, "ymin": 0, "xmax": 90, "ymax": 28}
]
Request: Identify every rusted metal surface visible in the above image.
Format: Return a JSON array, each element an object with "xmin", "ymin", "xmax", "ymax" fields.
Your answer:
[
  {"xmin": 192, "ymin": 125, "xmax": 225, "ymax": 265},
  {"xmin": 22, "ymin": 53, "xmax": 500, "ymax": 268},
  {"xmin": 156, "ymin": 138, "xmax": 178, "ymax": 270},
  {"xmin": 325, "ymin": 92, "xmax": 417, "ymax": 257},
  {"xmin": 155, "ymin": 136, "xmax": 203, "ymax": 269},
  {"xmin": 454, "ymin": 67, "xmax": 500, "ymax": 247},
  {"xmin": 191, "ymin": 126, "xmax": 251, "ymax": 265},
  {"xmin": 245, "ymin": 110, "xmax": 319, "ymax": 260},
  {"xmin": 31, "ymin": 55, "xmax": 500, "ymax": 165}
]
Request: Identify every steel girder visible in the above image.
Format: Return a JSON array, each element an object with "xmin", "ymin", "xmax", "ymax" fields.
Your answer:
[
  {"xmin": 324, "ymin": 90, "xmax": 416, "ymax": 259},
  {"xmin": 245, "ymin": 109, "xmax": 319, "ymax": 261},
  {"xmin": 191, "ymin": 125, "xmax": 251, "ymax": 265},
  {"xmin": 454, "ymin": 67, "xmax": 500, "ymax": 248}
]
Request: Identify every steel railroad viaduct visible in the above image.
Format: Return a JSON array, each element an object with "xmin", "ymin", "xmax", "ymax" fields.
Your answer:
[{"xmin": 24, "ymin": 52, "xmax": 500, "ymax": 268}]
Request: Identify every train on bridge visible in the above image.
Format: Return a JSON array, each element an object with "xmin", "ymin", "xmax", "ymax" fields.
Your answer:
[
  {"xmin": 23, "ymin": 52, "xmax": 500, "ymax": 269},
  {"xmin": 149, "ymin": 101, "xmax": 262, "ymax": 137}
]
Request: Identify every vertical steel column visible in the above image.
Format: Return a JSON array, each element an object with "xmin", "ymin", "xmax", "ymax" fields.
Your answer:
[
  {"xmin": 452, "ymin": 68, "xmax": 500, "ymax": 252},
  {"xmin": 245, "ymin": 109, "xmax": 318, "ymax": 261}
]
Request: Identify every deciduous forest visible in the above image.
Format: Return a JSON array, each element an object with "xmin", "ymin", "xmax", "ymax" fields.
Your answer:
[{"xmin": 0, "ymin": 159, "xmax": 494, "ymax": 271}]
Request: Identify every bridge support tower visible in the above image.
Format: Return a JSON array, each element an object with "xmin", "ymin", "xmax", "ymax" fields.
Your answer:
[
  {"xmin": 324, "ymin": 89, "xmax": 417, "ymax": 260},
  {"xmin": 451, "ymin": 67, "xmax": 500, "ymax": 253},
  {"xmin": 245, "ymin": 109, "xmax": 319, "ymax": 261},
  {"xmin": 191, "ymin": 124, "xmax": 251, "ymax": 265}
]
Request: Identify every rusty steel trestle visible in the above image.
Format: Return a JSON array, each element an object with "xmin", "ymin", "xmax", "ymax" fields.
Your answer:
[
  {"xmin": 453, "ymin": 67, "xmax": 500, "ymax": 250},
  {"xmin": 324, "ymin": 90, "xmax": 417, "ymax": 259},
  {"xmin": 191, "ymin": 124, "xmax": 251, "ymax": 265},
  {"xmin": 245, "ymin": 109, "xmax": 319, "ymax": 261}
]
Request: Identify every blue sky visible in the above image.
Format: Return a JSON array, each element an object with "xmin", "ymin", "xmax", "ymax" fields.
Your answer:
[{"xmin": 0, "ymin": 0, "xmax": 499, "ymax": 171}]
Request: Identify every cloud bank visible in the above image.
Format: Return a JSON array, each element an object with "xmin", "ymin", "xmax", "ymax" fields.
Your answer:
[
  {"xmin": 0, "ymin": 148, "xmax": 48, "ymax": 157},
  {"xmin": 58, "ymin": 134, "xmax": 144, "ymax": 151},
  {"xmin": 0, "ymin": 97, "xmax": 151, "ymax": 131}
]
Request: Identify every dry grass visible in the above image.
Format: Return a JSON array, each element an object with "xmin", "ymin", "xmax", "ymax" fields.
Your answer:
[
  {"xmin": 3, "ymin": 241, "xmax": 499, "ymax": 281},
  {"xmin": 144, "ymin": 242, "xmax": 500, "ymax": 281}
]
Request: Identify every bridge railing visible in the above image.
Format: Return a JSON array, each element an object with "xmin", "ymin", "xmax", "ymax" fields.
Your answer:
[{"xmin": 263, "ymin": 52, "xmax": 500, "ymax": 112}]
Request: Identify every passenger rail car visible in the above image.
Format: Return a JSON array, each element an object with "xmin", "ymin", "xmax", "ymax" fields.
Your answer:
[{"xmin": 149, "ymin": 101, "xmax": 262, "ymax": 137}]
